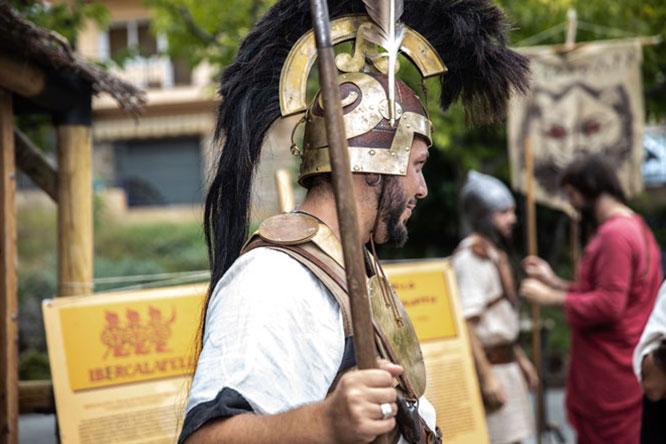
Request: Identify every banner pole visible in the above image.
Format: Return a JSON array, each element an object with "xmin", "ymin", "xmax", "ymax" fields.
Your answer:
[
  {"xmin": 570, "ymin": 216, "xmax": 580, "ymax": 270},
  {"xmin": 524, "ymin": 137, "xmax": 544, "ymax": 443}
]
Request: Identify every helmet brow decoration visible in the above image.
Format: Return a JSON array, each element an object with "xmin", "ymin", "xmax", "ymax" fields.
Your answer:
[{"xmin": 282, "ymin": 15, "xmax": 444, "ymax": 184}]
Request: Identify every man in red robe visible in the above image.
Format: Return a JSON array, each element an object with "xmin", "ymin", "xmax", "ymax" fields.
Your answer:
[{"xmin": 519, "ymin": 155, "xmax": 663, "ymax": 444}]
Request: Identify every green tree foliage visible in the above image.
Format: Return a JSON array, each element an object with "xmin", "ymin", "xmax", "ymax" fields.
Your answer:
[
  {"xmin": 500, "ymin": 0, "xmax": 666, "ymax": 119},
  {"xmin": 10, "ymin": 1, "xmax": 110, "ymax": 149},
  {"xmin": 145, "ymin": 0, "xmax": 273, "ymax": 69},
  {"xmin": 9, "ymin": 0, "xmax": 109, "ymax": 48}
]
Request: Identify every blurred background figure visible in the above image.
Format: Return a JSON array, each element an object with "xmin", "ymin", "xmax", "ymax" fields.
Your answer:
[
  {"xmin": 520, "ymin": 155, "xmax": 663, "ymax": 444},
  {"xmin": 634, "ymin": 282, "xmax": 666, "ymax": 444},
  {"xmin": 452, "ymin": 171, "xmax": 537, "ymax": 444}
]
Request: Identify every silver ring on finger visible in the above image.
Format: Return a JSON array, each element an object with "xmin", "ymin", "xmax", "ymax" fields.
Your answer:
[{"xmin": 379, "ymin": 402, "xmax": 392, "ymax": 420}]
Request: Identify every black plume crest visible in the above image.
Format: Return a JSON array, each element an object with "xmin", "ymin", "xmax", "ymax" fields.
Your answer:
[{"xmin": 205, "ymin": 0, "xmax": 530, "ymax": 290}]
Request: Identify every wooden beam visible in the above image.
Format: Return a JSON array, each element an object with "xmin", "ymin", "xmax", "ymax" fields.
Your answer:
[
  {"xmin": 14, "ymin": 128, "xmax": 58, "ymax": 202},
  {"xmin": 56, "ymin": 125, "xmax": 93, "ymax": 297},
  {"xmin": 18, "ymin": 380, "xmax": 54, "ymax": 414},
  {"xmin": 275, "ymin": 169, "xmax": 295, "ymax": 213},
  {"xmin": 0, "ymin": 89, "xmax": 19, "ymax": 444},
  {"xmin": 0, "ymin": 52, "xmax": 45, "ymax": 98}
]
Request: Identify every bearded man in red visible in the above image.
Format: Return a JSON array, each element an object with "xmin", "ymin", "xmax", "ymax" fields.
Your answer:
[{"xmin": 520, "ymin": 155, "xmax": 663, "ymax": 444}]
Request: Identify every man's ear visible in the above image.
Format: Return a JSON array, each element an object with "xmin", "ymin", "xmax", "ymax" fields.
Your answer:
[{"xmin": 364, "ymin": 173, "xmax": 382, "ymax": 187}]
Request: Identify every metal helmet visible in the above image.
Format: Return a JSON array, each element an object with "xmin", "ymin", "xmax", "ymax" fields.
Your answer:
[
  {"xmin": 297, "ymin": 72, "xmax": 432, "ymax": 184},
  {"xmin": 461, "ymin": 170, "xmax": 515, "ymax": 235},
  {"xmin": 279, "ymin": 16, "xmax": 445, "ymax": 185}
]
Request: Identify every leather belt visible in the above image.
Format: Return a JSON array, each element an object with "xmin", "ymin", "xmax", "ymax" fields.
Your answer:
[{"xmin": 484, "ymin": 343, "xmax": 516, "ymax": 365}]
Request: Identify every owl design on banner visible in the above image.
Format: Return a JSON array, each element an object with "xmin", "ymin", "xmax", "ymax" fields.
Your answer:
[
  {"xmin": 520, "ymin": 82, "xmax": 634, "ymax": 195},
  {"xmin": 507, "ymin": 40, "xmax": 645, "ymax": 213}
]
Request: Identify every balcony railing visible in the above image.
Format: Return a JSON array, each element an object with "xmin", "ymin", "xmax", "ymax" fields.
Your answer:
[{"xmin": 109, "ymin": 55, "xmax": 191, "ymax": 90}]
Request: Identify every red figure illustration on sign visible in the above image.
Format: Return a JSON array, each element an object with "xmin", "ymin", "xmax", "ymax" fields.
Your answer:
[
  {"xmin": 147, "ymin": 305, "xmax": 176, "ymax": 353},
  {"xmin": 101, "ymin": 311, "xmax": 130, "ymax": 358},
  {"xmin": 101, "ymin": 306, "xmax": 177, "ymax": 359}
]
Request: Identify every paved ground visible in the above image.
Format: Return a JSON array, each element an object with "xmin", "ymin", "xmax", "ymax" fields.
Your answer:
[
  {"xmin": 20, "ymin": 389, "xmax": 574, "ymax": 443},
  {"xmin": 19, "ymin": 413, "xmax": 56, "ymax": 444},
  {"xmin": 527, "ymin": 389, "xmax": 576, "ymax": 444}
]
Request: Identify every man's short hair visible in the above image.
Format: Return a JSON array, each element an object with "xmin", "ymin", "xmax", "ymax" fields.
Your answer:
[{"xmin": 560, "ymin": 154, "xmax": 627, "ymax": 204}]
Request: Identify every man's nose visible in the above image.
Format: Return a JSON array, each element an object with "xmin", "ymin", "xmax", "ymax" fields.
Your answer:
[{"xmin": 416, "ymin": 176, "xmax": 428, "ymax": 199}]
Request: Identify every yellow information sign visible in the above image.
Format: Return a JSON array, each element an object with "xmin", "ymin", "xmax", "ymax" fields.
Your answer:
[
  {"xmin": 44, "ymin": 260, "xmax": 487, "ymax": 444},
  {"xmin": 43, "ymin": 284, "xmax": 206, "ymax": 444},
  {"xmin": 387, "ymin": 262, "xmax": 457, "ymax": 341},
  {"xmin": 59, "ymin": 295, "xmax": 200, "ymax": 391},
  {"xmin": 385, "ymin": 260, "xmax": 489, "ymax": 444}
]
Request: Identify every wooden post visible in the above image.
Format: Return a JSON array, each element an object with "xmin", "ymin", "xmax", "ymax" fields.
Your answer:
[
  {"xmin": 56, "ymin": 94, "xmax": 93, "ymax": 297},
  {"xmin": 0, "ymin": 89, "xmax": 18, "ymax": 444},
  {"xmin": 56, "ymin": 124, "xmax": 93, "ymax": 297},
  {"xmin": 524, "ymin": 137, "xmax": 544, "ymax": 443},
  {"xmin": 274, "ymin": 169, "xmax": 295, "ymax": 213},
  {"xmin": 570, "ymin": 216, "xmax": 581, "ymax": 270},
  {"xmin": 565, "ymin": 8, "xmax": 577, "ymax": 51}
]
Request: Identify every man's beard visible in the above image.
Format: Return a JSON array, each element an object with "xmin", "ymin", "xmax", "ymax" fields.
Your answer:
[
  {"xmin": 378, "ymin": 176, "xmax": 409, "ymax": 247},
  {"xmin": 474, "ymin": 217, "xmax": 512, "ymax": 251},
  {"xmin": 494, "ymin": 224, "xmax": 514, "ymax": 252}
]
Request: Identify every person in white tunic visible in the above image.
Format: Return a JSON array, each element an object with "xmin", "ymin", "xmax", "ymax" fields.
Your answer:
[
  {"xmin": 181, "ymin": 79, "xmax": 438, "ymax": 442},
  {"xmin": 451, "ymin": 172, "xmax": 537, "ymax": 444},
  {"xmin": 176, "ymin": 1, "xmax": 530, "ymax": 442},
  {"xmin": 633, "ymin": 282, "xmax": 666, "ymax": 443},
  {"xmin": 634, "ymin": 281, "xmax": 666, "ymax": 401}
]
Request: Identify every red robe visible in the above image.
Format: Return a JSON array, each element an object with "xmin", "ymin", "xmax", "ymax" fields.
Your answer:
[{"xmin": 564, "ymin": 215, "xmax": 663, "ymax": 444}]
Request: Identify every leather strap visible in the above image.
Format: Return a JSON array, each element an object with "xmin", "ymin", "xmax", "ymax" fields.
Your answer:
[
  {"xmin": 454, "ymin": 236, "xmax": 517, "ymax": 307},
  {"xmin": 483, "ymin": 343, "xmax": 516, "ymax": 365},
  {"xmin": 243, "ymin": 237, "xmax": 417, "ymax": 399}
]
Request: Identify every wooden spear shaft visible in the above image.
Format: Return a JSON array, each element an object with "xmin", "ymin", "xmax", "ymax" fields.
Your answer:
[
  {"xmin": 308, "ymin": 7, "xmax": 388, "ymax": 442},
  {"xmin": 307, "ymin": 0, "xmax": 379, "ymax": 374},
  {"xmin": 525, "ymin": 137, "xmax": 544, "ymax": 443}
]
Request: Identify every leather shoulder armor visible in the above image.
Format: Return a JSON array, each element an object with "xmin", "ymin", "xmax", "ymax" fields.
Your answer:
[{"xmin": 257, "ymin": 213, "xmax": 319, "ymax": 245}]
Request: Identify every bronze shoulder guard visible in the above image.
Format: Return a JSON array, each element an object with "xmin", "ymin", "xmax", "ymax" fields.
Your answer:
[{"xmin": 257, "ymin": 212, "xmax": 319, "ymax": 246}]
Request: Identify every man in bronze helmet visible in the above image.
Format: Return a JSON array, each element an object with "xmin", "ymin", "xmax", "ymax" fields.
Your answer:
[{"xmin": 180, "ymin": 1, "xmax": 528, "ymax": 443}]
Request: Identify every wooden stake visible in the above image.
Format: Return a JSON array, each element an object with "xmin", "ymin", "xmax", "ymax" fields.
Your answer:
[
  {"xmin": 565, "ymin": 8, "xmax": 577, "ymax": 51},
  {"xmin": 570, "ymin": 216, "xmax": 581, "ymax": 270},
  {"xmin": 274, "ymin": 169, "xmax": 295, "ymax": 213},
  {"xmin": 525, "ymin": 137, "xmax": 544, "ymax": 443},
  {"xmin": 0, "ymin": 88, "xmax": 18, "ymax": 444},
  {"xmin": 56, "ymin": 125, "xmax": 93, "ymax": 297}
]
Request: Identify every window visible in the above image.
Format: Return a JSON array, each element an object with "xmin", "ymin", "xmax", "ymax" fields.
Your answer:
[
  {"xmin": 102, "ymin": 21, "xmax": 192, "ymax": 89},
  {"xmin": 114, "ymin": 137, "xmax": 203, "ymax": 207}
]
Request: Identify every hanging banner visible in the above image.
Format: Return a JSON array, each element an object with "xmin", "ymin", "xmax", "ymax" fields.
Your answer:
[
  {"xmin": 508, "ymin": 39, "xmax": 645, "ymax": 213},
  {"xmin": 43, "ymin": 284, "xmax": 207, "ymax": 444}
]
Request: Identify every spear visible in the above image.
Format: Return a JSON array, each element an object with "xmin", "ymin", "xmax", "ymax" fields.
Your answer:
[{"xmin": 307, "ymin": 2, "xmax": 387, "ymax": 443}]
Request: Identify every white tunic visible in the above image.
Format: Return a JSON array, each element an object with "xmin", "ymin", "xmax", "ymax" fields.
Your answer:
[
  {"xmin": 186, "ymin": 247, "xmax": 437, "ymax": 441},
  {"xmin": 634, "ymin": 282, "xmax": 666, "ymax": 380},
  {"xmin": 451, "ymin": 238, "xmax": 534, "ymax": 444}
]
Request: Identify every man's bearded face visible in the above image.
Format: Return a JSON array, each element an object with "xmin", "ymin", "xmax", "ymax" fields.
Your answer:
[
  {"xmin": 378, "ymin": 177, "xmax": 412, "ymax": 247},
  {"xmin": 374, "ymin": 137, "xmax": 428, "ymax": 247},
  {"xmin": 490, "ymin": 207, "xmax": 517, "ymax": 242}
]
